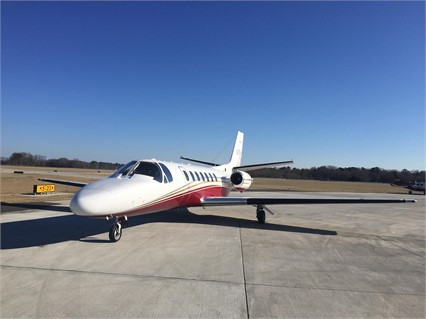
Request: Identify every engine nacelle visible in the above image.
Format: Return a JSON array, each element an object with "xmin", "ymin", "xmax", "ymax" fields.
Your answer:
[{"xmin": 230, "ymin": 171, "xmax": 253, "ymax": 192}]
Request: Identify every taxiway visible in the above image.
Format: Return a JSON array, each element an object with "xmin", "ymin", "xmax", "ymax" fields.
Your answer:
[{"xmin": 1, "ymin": 192, "xmax": 424, "ymax": 318}]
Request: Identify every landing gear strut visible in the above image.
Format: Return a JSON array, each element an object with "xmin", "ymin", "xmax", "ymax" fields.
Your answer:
[
  {"xmin": 108, "ymin": 216, "xmax": 127, "ymax": 242},
  {"xmin": 256, "ymin": 206, "xmax": 266, "ymax": 224}
]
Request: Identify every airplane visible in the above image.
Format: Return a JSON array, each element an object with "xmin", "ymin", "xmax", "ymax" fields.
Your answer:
[
  {"xmin": 40, "ymin": 131, "xmax": 416, "ymax": 242},
  {"xmin": 391, "ymin": 179, "xmax": 425, "ymax": 195},
  {"xmin": 408, "ymin": 181, "xmax": 425, "ymax": 194},
  {"xmin": 404, "ymin": 181, "xmax": 425, "ymax": 195}
]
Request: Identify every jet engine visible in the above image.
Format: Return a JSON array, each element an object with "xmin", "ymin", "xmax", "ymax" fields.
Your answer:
[{"xmin": 230, "ymin": 171, "xmax": 253, "ymax": 192}]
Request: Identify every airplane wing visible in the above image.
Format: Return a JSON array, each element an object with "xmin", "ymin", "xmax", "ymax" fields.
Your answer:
[
  {"xmin": 38, "ymin": 178, "xmax": 87, "ymax": 188},
  {"xmin": 201, "ymin": 197, "xmax": 416, "ymax": 206}
]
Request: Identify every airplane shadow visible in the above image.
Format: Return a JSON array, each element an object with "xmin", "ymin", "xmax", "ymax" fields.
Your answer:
[
  {"xmin": 1, "ymin": 202, "xmax": 72, "ymax": 213},
  {"xmin": 1, "ymin": 207, "xmax": 337, "ymax": 249}
]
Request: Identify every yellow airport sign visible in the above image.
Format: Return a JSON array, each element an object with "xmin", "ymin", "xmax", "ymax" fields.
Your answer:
[{"xmin": 33, "ymin": 184, "xmax": 55, "ymax": 194}]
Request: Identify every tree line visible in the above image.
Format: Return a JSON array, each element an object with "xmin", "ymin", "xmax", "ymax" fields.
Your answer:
[
  {"xmin": 2, "ymin": 152, "xmax": 122, "ymax": 170},
  {"xmin": 2, "ymin": 152, "xmax": 424, "ymax": 184},
  {"xmin": 250, "ymin": 166, "xmax": 425, "ymax": 184}
]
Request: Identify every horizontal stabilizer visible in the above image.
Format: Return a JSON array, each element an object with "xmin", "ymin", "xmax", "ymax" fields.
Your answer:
[
  {"xmin": 234, "ymin": 160, "xmax": 294, "ymax": 171},
  {"xmin": 180, "ymin": 156, "xmax": 220, "ymax": 167},
  {"xmin": 38, "ymin": 178, "xmax": 87, "ymax": 188}
]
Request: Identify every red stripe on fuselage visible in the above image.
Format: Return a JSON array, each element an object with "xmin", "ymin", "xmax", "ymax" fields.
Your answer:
[{"xmin": 98, "ymin": 184, "xmax": 231, "ymax": 218}]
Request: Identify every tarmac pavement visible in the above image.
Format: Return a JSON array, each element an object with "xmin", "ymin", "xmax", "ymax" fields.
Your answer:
[{"xmin": 1, "ymin": 192, "xmax": 424, "ymax": 318}]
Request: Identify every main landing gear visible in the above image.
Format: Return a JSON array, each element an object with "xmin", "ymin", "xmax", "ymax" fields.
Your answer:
[
  {"xmin": 256, "ymin": 206, "xmax": 266, "ymax": 224},
  {"xmin": 108, "ymin": 216, "xmax": 128, "ymax": 242},
  {"xmin": 256, "ymin": 205, "xmax": 274, "ymax": 224}
]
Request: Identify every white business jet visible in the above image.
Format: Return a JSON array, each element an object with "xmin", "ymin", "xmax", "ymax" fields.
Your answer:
[{"xmin": 40, "ymin": 131, "xmax": 416, "ymax": 242}]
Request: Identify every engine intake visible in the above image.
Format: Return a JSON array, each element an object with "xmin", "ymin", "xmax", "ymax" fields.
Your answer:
[{"xmin": 230, "ymin": 171, "xmax": 253, "ymax": 192}]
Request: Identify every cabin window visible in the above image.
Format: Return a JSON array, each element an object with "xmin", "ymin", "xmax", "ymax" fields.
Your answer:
[
  {"xmin": 213, "ymin": 173, "xmax": 218, "ymax": 181},
  {"xmin": 194, "ymin": 172, "xmax": 200, "ymax": 181},
  {"xmin": 183, "ymin": 171, "xmax": 189, "ymax": 181},
  {"xmin": 189, "ymin": 171, "xmax": 195, "ymax": 181},
  {"xmin": 204, "ymin": 173, "xmax": 209, "ymax": 181},
  {"xmin": 159, "ymin": 163, "xmax": 173, "ymax": 183},
  {"xmin": 200, "ymin": 172, "xmax": 205, "ymax": 181},
  {"xmin": 208, "ymin": 173, "xmax": 214, "ymax": 181},
  {"xmin": 131, "ymin": 162, "xmax": 162, "ymax": 182}
]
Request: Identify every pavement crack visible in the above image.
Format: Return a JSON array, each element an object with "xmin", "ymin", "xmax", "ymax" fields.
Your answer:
[
  {"xmin": 376, "ymin": 236, "xmax": 425, "ymax": 259},
  {"xmin": 0, "ymin": 264, "xmax": 243, "ymax": 287},
  {"xmin": 245, "ymin": 281, "xmax": 425, "ymax": 297},
  {"xmin": 239, "ymin": 227, "xmax": 250, "ymax": 319}
]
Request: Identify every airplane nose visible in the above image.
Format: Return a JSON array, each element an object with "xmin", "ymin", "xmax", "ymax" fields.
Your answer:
[{"xmin": 70, "ymin": 188, "xmax": 113, "ymax": 216}]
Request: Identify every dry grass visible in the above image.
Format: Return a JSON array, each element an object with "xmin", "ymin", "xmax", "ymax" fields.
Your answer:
[
  {"xmin": 1, "ymin": 166, "xmax": 411, "ymax": 204},
  {"xmin": 252, "ymin": 178, "xmax": 409, "ymax": 194},
  {"xmin": 1, "ymin": 166, "xmax": 113, "ymax": 203}
]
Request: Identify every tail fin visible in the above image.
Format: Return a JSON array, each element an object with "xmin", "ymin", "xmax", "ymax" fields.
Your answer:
[{"xmin": 216, "ymin": 131, "xmax": 244, "ymax": 172}]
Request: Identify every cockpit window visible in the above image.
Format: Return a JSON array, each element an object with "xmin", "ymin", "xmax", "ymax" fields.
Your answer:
[
  {"xmin": 110, "ymin": 160, "xmax": 137, "ymax": 177},
  {"xmin": 130, "ymin": 161, "xmax": 162, "ymax": 182},
  {"xmin": 159, "ymin": 163, "xmax": 173, "ymax": 183}
]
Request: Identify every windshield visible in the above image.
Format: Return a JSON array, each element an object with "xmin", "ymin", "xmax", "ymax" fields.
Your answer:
[
  {"xmin": 129, "ymin": 161, "xmax": 162, "ymax": 182},
  {"xmin": 110, "ymin": 160, "xmax": 137, "ymax": 177}
]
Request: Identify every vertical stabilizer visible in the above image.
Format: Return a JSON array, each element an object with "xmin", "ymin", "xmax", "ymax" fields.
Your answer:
[{"xmin": 216, "ymin": 131, "xmax": 244, "ymax": 172}]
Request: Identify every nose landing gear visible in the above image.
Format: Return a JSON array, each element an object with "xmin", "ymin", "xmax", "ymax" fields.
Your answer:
[{"xmin": 108, "ymin": 216, "xmax": 128, "ymax": 242}]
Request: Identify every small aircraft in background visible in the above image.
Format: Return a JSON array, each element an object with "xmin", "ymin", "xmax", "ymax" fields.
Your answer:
[
  {"xmin": 408, "ymin": 181, "xmax": 425, "ymax": 194},
  {"xmin": 391, "ymin": 178, "xmax": 426, "ymax": 195},
  {"xmin": 41, "ymin": 131, "xmax": 416, "ymax": 242},
  {"xmin": 392, "ymin": 179, "xmax": 425, "ymax": 195}
]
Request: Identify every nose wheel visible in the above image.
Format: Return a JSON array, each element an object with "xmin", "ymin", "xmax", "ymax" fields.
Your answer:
[
  {"xmin": 108, "ymin": 216, "xmax": 127, "ymax": 242},
  {"xmin": 109, "ymin": 223, "xmax": 122, "ymax": 242}
]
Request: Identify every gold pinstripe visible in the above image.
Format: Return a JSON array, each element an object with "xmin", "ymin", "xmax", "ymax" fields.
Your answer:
[{"xmin": 126, "ymin": 181, "xmax": 226, "ymax": 212}]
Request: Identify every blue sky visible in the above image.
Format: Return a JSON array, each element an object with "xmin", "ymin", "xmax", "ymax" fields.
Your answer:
[{"xmin": 1, "ymin": 1, "xmax": 424, "ymax": 170}]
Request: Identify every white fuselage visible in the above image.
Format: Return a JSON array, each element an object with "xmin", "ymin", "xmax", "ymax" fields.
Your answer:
[{"xmin": 70, "ymin": 160, "xmax": 234, "ymax": 218}]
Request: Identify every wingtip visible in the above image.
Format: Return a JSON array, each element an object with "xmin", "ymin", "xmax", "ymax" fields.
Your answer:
[{"xmin": 404, "ymin": 199, "xmax": 417, "ymax": 203}]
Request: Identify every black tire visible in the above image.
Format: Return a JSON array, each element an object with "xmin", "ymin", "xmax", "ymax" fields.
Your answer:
[
  {"xmin": 256, "ymin": 210, "xmax": 266, "ymax": 224},
  {"xmin": 109, "ymin": 223, "xmax": 122, "ymax": 242}
]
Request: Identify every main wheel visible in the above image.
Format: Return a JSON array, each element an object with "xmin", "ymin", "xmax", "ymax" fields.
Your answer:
[
  {"xmin": 109, "ymin": 223, "xmax": 122, "ymax": 242},
  {"xmin": 256, "ymin": 209, "xmax": 266, "ymax": 224}
]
